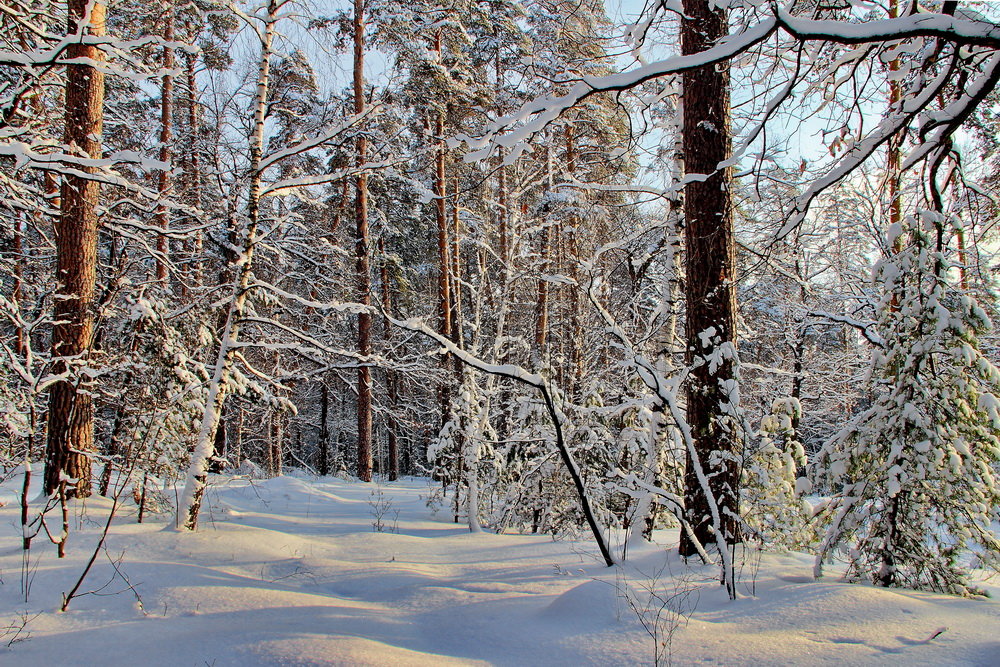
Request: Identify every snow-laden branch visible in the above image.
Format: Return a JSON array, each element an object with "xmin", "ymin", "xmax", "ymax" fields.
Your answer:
[
  {"xmin": 260, "ymin": 159, "xmax": 400, "ymax": 197},
  {"xmin": 902, "ymin": 52, "xmax": 1000, "ymax": 171},
  {"xmin": 612, "ymin": 471, "xmax": 712, "ymax": 564},
  {"xmin": 776, "ymin": 9, "xmax": 1000, "ymax": 49},
  {"xmin": 239, "ymin": 315, "xmax": 374, "ymax": 365},
  {"xmin": 0, "ymin": 23, "xmax": 193, "ymax": 68},
  {"xmin": 457, "ymin": 8, "xmax": 1000, "ymax": 163},
  {"xmin": 580, "ymin": 257, "xmax": 735, "ymax": 594},
  {"xmin": 0, "ymin": 141, "xmax": 167, "ymax": 173},
  {"xmin": 807, "ymin": 310, "xmax": 884, "ymax": 347},
  {"xmin": 776, "ymin": 53, "xmax": 958, "ymax": 239},
  {"xmin": 456, "ymin": 6, "xmax": 1000, "ymax": 239},
  {"xmin": 387, "ymin": 315, "xmax": 616, "ymax": 567},
  {"xmin": 257, "ymin": 106, "xmax": 379, "ymax": 172},
  {"xmin": 454, "ymin": 18, "xmax": 779, "ymax": 163},
  {"xmin": 248, "ymin": 280, "xmax": 373, "ymax": 314}
]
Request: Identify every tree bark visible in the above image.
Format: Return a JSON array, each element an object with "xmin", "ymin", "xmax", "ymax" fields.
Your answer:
[
  {"xmin": 354, "ymin": 0, "xmax": 373, "ymax": 482},
  {"xmin": 564, "ymin": 123, "xmax": 584, "ymax": 400},
  {"xmin": 269, "ymin": 411, "xmax": 284, "ymax": 477},
  {"xmin": 379, "ymin": 237, "xmax": 399, "ymax": 481},
  {"xmin": 450, "ymin": 176, "xmax": 463, "ymax": 347},
  {"xmin": 183, "ymin": 34, "xmax": 202, "ymax": 284},
  {"xmin": 435, "ymin": 109, "xmax": 452, "ymax": 423},
  {"xmin": 318, "ymin": 381, "xmax": 330, "ymax": 476},
  {"xmin": 678, "ymin": 0, "xmax": 740, "ymax": 557},
  {"xmin": 179, "ymin": 0, "xmax": 277, "ymax": 529},
  {"xmin": 533, "ymin": 145, "xmax": 553, "ymax": 366},
  {"xmin": 155, "ymin": 12, "xmax": 174, "ymax": 282},
  {"xmin": 12, "ymin": 215, "xmax": 25, "ymax": 357},
  {"xmin": 44, "ymin": 0, "xmax": 107, "ymax": 499}
]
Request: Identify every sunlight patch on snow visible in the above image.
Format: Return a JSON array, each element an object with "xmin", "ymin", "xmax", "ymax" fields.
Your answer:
[{"xmin": 1, "ymin": 474, "xmax": 997, "ymax": 666}]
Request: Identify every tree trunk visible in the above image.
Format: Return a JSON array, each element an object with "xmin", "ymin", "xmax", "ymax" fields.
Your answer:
[
  {"xmin": 12, "ymin": 215, "xmax": 25, "ymax": 357},
  {"xmin": 435, "ymin": 111, "xmax": 452, "ymax": 425},
  {"xmin": 208, "ymin": 408, "xmax": 226, "ymax": 473},
  {"xmin": 379, "ymin": 237, "xmax": 399, "ymax": 481},
  {"xmin": 183, "ymin": 27, "xmax": 202, "ymax": 285},
  {"xmin": 887, "ymin": 0, "xmax": 902, "ymax": 251},
  {"xmin": 179, "ymin": 0, "xmax": 277, "ymax": 530},
  {"xmin": 564, "ymin": 123, "xmax": 585, "ymax": 400},
  {"xmin": 44, "ymin": 0, "xmax": 107, "ymax": 499},
  {"xmin": 450, "ymin": 176, "xmax": 463, "ymax": 348},
  {"xmin": 269, "ymin": 411, "xmax": 284, "ymax": 478},
  {"xmin": 155, "ymin": 12, "xmax": 174, "ymax": 282},
  {"xmin": 495, "ymin": 53, "xmax": 510, "ymax": 281},
  {"xmin": 678, "ymin": 0, "xmax": 740, "ymax": 557},
  {"xmin": 353, "ymin": 0, "xmax": 373, "ymax": 483},
  {"xmin": 533, "ymin": 145, "xmax": 553, "ymax": 367},
  {"xmin": 318, "ymin": 381, "xmax": 330, "ymax": 476}
]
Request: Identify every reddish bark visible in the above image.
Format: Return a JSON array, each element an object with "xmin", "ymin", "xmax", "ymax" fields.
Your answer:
[{"xmin": 44, "ymin": 0, "xmax": 107, "ymax": 499}]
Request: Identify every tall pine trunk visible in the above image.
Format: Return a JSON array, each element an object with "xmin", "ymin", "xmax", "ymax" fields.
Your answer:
[
  {"xmin": 318, "ymin": 382, "xmax": 330, "ymax": 476},
  {"xmin": 183, "ymin": 32, "xmax": 203, "ymax": 284},
  {"xmin": 678, "ymin": 0, "xmax": 740, "ymax": 557},
  {"xmin": 379, "ymin": 237, "xmax": 399, "ymax": 481},
  {"xmin": 154, "ymin": 12, "xmax": 174, "ymax": 282},
  {"xmin": 435, "ymin": 111, "xmax": 452, "ymax": 428},
  {"xmin": 353, "ymin": 0, "xmax": 373, "ymax": 482},
  {"xmin": 44, "ymin": 0, "xmax": 107, "ymax": 499},
  {"xmin": 533, "ymin": 145, "xmax": 553, "ymax": 367},
  {"xmin": 563, "ymin": 123, "xmax": 584, "ymax": 400}
]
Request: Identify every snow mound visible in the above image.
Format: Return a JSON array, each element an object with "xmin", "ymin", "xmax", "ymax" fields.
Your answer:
[
  {"xmin": 1, "ymin": 474, "xmax": 997, "ymax": 666},
  {"xmin": 540, "ymin": 578, "xmax": 621, "ymax": 626}
]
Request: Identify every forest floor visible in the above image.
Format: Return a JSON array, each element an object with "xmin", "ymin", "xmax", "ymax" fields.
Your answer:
[{"xmin": 0, "ymin": 472, "xmax": 998, "ymax": 666}]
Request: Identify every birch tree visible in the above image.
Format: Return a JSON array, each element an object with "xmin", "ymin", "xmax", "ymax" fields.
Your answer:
[{"xmin": 179, "ymin": 0, "xmax": 281, "ymax": 528}]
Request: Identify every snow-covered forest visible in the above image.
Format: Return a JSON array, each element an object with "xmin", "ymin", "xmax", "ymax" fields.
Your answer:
[{"xmin": 2, "ymin": 0, "xmax": 1000, "ymax": 663}]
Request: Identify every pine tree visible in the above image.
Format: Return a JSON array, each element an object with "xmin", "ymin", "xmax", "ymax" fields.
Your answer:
[
  {"xmin": 815, "ymin": 211, "xmax": 1000, "ymax": 595},
  {"xmin": 44, "ymin": 0, "xmax": 108, "ymax": 499},
  {"xmin": 353, "ymin": 0, "xmax": 373, "ymax": 482},
  {"xmin": 678, "ymin": 0, "xmax": 741, "ymax": 559}
]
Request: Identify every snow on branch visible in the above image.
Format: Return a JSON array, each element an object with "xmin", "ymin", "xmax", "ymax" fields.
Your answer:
[
  {"xmin": 257, "ymin": 106, "xmax": 380, "ymax": 172},
  {"xmin": 0, "ymin": 29, "xmax": 192, "ymax": 75},
  {"xmin": 0, "ymin": 141, "xmax": 167, "ymax": 173},
  {"xmin": 807, "ymin": 310, "xmax": 884, "ymax": 347},
  {"xmin": 248, "ymin": 279, "xmax": 374, "ymax": 315},
  {"xmin": 901, "ymin": 52, "xmax": 1000, "ymax": 171},
  {"xmin": 775, "ymin": 9, "xmax": 1000, "ymax": 49},
  {"xmin": 387, "ymin": 314, "xmax": 615, "ymax": 567},
  {"xmin": 260, "ymin": 159, "xmax": 401, "ymax": 198},
  {"xmin": 457, "ymin": 8, "xmax": 1000, "ymax": 163},
  {"xmin": 388, "ymin": 315, "xmax": 544, "ymax": 387},
  {"xmin": 456, "ymin": 5, "xmax": 1000, "ymax": 238},
  {"xmin": 454, "ymin": 18, "xmax": 779, "ymax": 163},
  {"xmin": 776, "ymin": 54, "xmax": 957, "ymax": 239}
]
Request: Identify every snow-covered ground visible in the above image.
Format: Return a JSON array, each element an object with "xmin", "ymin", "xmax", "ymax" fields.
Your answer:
[{"xmin": 1, "ymin": 473, "xmax": 997, "ymax": 666}]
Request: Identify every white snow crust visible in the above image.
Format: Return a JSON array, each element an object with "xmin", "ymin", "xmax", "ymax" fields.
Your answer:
[{"xmin": 1, "ymin": 473, "xmax": 997, "ymax": 665}]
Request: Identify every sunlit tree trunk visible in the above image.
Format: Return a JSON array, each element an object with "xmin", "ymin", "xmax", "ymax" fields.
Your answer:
[
  {"xmin": 44, "ymin": 0, "xmax": 107, "ymax": 499},
  {"xmin": 12, "ymin": 215, "xmax": 25, "ymax": 357},
  {"xmin": 180, "ymin": 0, "xmax": 278, "ymax": 529},
  {"xmin": 318, "ymin": 381, "xmax": 330, "ymax": 476},
  {"xmin": 183, "ymin": 25, "xmax": 202, "ymax": 284},
  {"xmin": 154, "ymin": 11, "xmax": 174, "ymax": 282},
  {"xmin": 563, "ymin": 122, "xmax": 585, "ymax": 399},
  {"xmin": 533, "ymin": 144, "xmax": 553, "ymax": 367}
]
